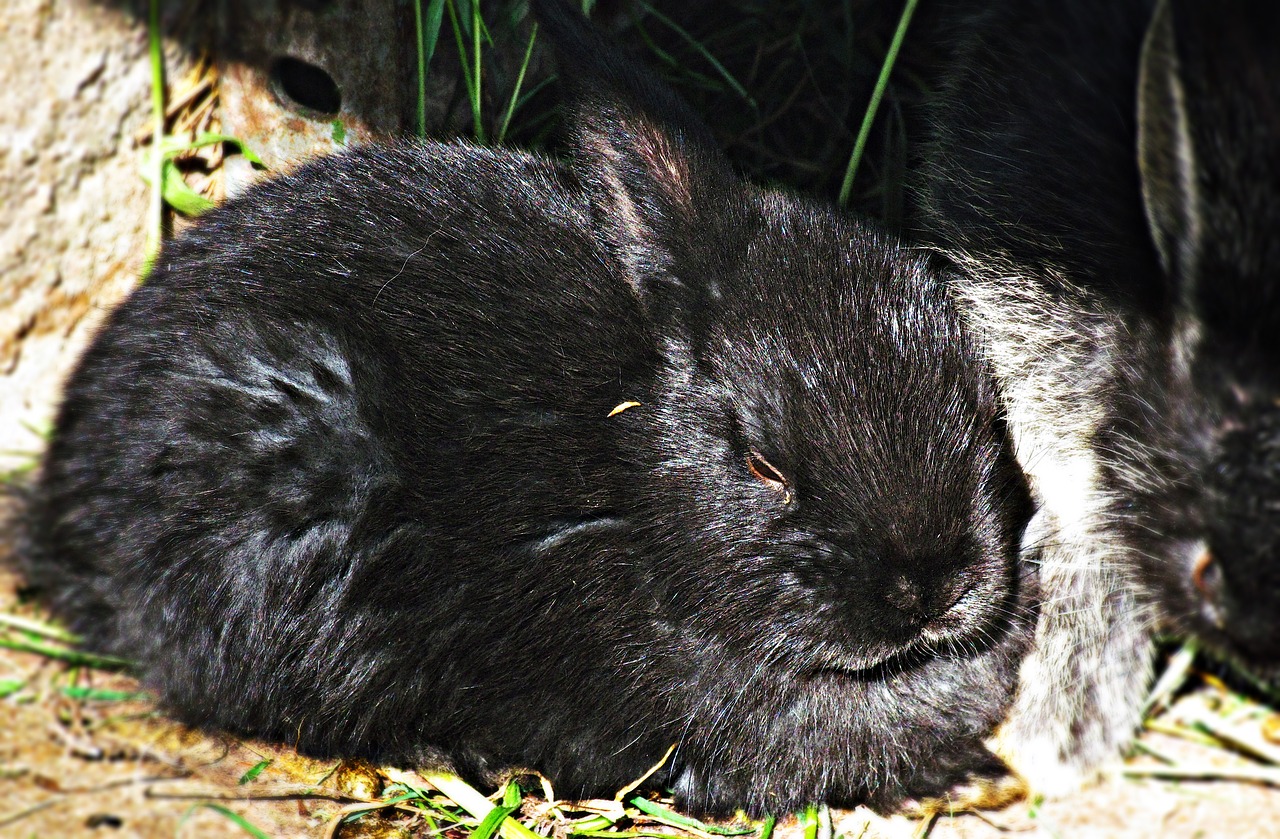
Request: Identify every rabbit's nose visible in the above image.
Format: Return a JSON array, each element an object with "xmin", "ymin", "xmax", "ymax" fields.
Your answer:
[
  {"xmin": 883, "ymin": 575, "xmax": 922, "ymax": 614},
  {"xmin": 883, "ymin": 574, "xmax": 966, "ymax": 623}
]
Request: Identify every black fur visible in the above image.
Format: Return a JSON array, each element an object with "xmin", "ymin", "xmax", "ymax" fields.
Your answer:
[
  {"xmin": 915, "ymin": 0, "xmax": 1280, "ymax": 790},
  {"xmin": 19, "ymin": 0, "xmax": 1034, "ymax": 816},
  {"xmin": 1131, "ymin": 0, "xmax": 1280, "ymax": 666}
]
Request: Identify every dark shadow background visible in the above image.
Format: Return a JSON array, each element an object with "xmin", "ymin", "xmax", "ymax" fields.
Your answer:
[{"xmin": 92, "ymin": 0, "xmax": 958, "ymax": 229}]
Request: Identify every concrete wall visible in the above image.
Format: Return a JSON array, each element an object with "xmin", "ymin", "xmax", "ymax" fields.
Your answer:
[{"xmin": 0, "ymin": 0, "xmax": 163, "ymax": 474}]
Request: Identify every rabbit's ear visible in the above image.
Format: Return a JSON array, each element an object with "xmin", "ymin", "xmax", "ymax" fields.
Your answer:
[
  {"xmin": 534, "ymin": 0, "xmax": 741, "ymax": 313},
  {"xmin": 1139, "ymin": 0, "xmax": 1280, "ymax": 334},
  {"xmin": 1137, "ymin": 0, "xmax": 1200, "ymax": 283}
]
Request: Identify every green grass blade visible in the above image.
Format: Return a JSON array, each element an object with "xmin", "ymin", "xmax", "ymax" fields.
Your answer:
[
  {"xmin": 0, "ymin": 637, "xmax": 133, "ymax": 671},
  {"xmin": 470, "ymin": 0, "xmax": 485, "ymax": 142},
  {"xmin": 414, "ymin": 0, "xmax": 426, "ymax": 136},
  {"xmin": 157, "ymin": 133, "xmax": 264, "ymax": 166},
  {"xmin": 0, "ymin": 614, "xmax": 79, "ymax": 644},
  {"xmin": 625, "ymin": 796, "xmax": 754, "ymax": 836},
  {"xmin": 567, "ymin": 815, "xmax": 619, "ymax": 833},
  {"xmin": 422, "ymin": 772, "xmax": 541, "ymax": 839},
  {"xmin": 445, "ymin": 0, "xmax": 485, "ymax": 143},
  {"xmin": 417, "ymin": 0, "xmax": 448, "ymax": 139},
  {"xmin": 190, "ymin": 133, "xmax": 266, "ymax": 167},
  {"xmin": 838, "ymin": 0, "xmax": 919, "ymax": 206},
  {"xmin": 470, "ymin": 778, "xmax": 523, "ymax": 839},
  {"xmin": 141, "ymin": 0, "xmax": 166, "ymax": 278},
  {"xmin": 497, "ymin": 22, "xmax": 538, "ymax": 144},
  {"xmin": 160, "ymin": 161, "xmax": 216, "ymax": 215},
  {"xmin": 636, "ymin": 2, "xmax": 756, "ymax": 109},
  {"xmin": 238, "ymin": 758, "xmax": 273, "ymax": 785},
  {"xmin": 501, "ymin": 781, "xmax": 522, "ymax": 808},
  {"xmin": 472, "ymin": 802, "xmax": 520, "ymax": 839},
  {"xmin": 800, "ymin": 804, "xmax": 819, "ymax": 839},
  {"xmin": 452, "ymin": 0, "xmax": 473, "ymax": 36},
  {"xmin": 61, "ymin": 686, "xmax": 149, "ymax": 702},
  {"xmin": 181, "ymin": 803, "xmax": 271, "ymax": 839},
  {"xmin": 512, "ymin": 75, "xmax": 555, "ymax": 113},
  {"xmin": 423, "ymin": 0, "xmax": 447, "ymax": 68},
  {"xmin": 414, "ymin": 0, "xmax": 448, "ymax": 137}
]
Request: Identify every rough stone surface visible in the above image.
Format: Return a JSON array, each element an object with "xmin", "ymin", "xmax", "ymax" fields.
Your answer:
[
  {"xmin": 216, "ymin": 0, "xmax": 412, "ymax": 194},
  {"xmin": 0, "ymin": 0, "xmax": 163, "ymax": 475}
]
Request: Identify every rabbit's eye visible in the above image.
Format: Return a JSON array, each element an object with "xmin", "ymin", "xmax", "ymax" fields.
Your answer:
[{"xmin": 747, "ymin": 450, "xmax": 791, "ymax": 503}]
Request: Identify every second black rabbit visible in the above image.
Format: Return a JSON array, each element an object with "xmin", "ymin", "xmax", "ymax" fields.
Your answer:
[{"xmin": 915, "ymin": 0, "xmax": 1280, "ymax": 792}]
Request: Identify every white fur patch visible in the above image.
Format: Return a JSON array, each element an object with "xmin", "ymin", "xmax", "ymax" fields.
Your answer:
[{"xmin": 946, "ymin": 250, "xmax": 1157, "ymax": 794}]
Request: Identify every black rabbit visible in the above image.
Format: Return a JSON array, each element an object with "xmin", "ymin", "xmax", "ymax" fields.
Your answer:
[
  {"xmin": 914, "ymin": 0, "xmax": 1280, "ymax": 794},
  {"xmin": 19, "ymin": 0, "xmax": 1035, "ymax": 816},
  {"xmin": 1131, "ymin": 0, "xmax": 1280, "ymax": 668}
]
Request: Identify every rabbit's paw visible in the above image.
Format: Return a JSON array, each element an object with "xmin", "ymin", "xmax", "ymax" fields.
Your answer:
[{"xmin": 897, "ymin": 746, "xmax": 1026, "ymax": 817}]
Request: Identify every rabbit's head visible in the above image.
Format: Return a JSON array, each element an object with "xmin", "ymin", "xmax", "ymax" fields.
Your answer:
[
  {"xmin": 1128, "ymin": 0, "xmax": 1280, "ymax": 666},
  {"xmin": 630, "ymin": 220, "xmax": 1031, "ymax": 673},
  {"xmin": 542, "ymin": 0, "xmax": 1033, "ymax": 677}
]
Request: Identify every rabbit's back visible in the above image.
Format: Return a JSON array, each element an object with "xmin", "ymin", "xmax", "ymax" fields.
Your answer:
[{"xmin": 28, "ymin": 141, "xmax": 668, "ymax": 778}]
